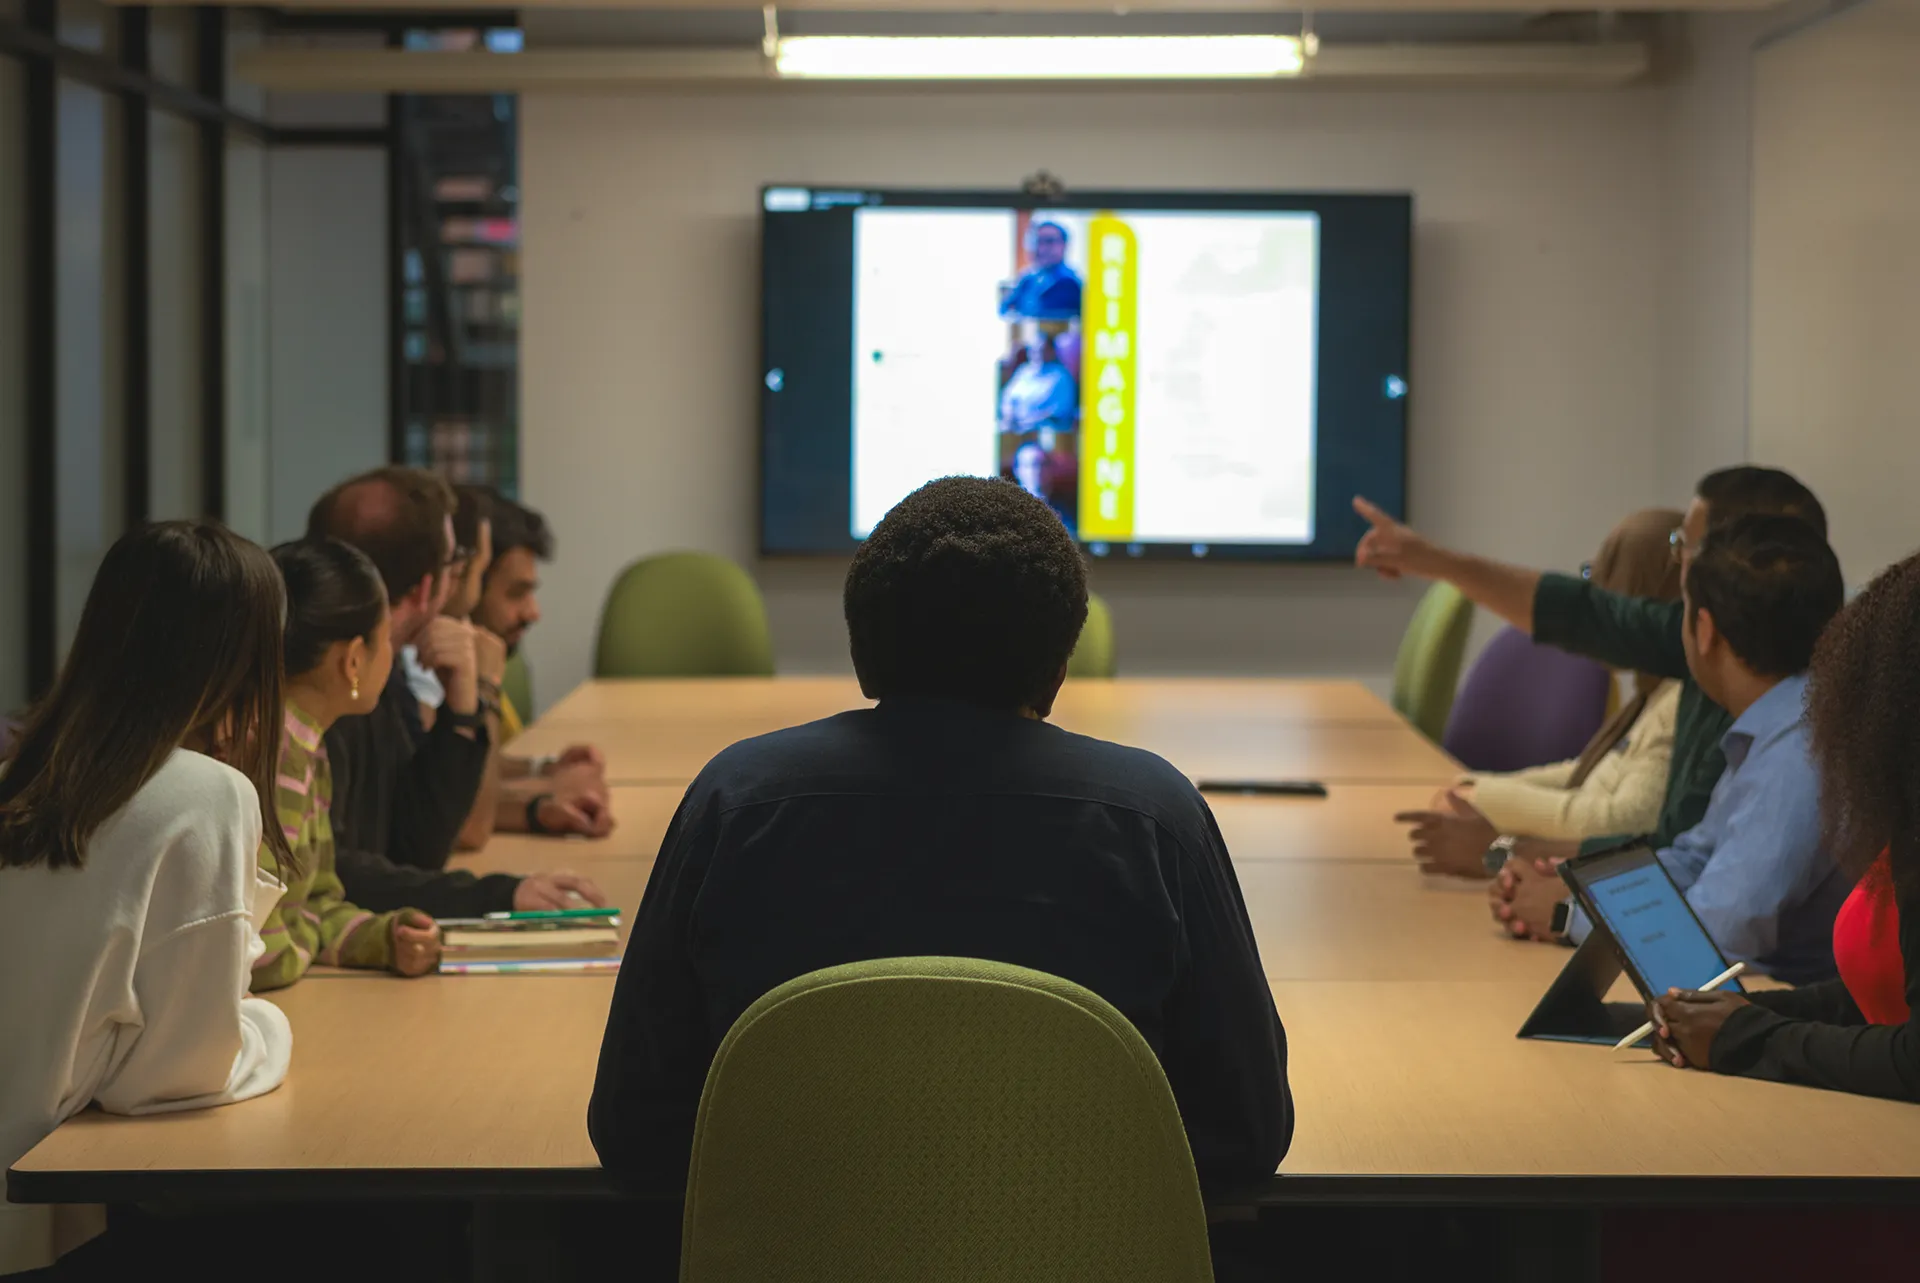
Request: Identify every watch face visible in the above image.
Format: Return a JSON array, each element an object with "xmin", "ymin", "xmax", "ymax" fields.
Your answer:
[{"xmin": 1550, "ymin": 899, "xmax": 1573, "ymax": 936}]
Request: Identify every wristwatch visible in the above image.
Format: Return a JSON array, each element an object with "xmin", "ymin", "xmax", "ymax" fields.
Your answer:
[
  {"xmin": 525, "ymin": 793, "xmax": 556, "ymax": 835},
  {"xmin": 1482, "ymin": 834, "xmax": 1520, "ymax": 876},
  {"xmin": 1549, "ymin": 898, "xmax": 1575, "ymax": 941},
  {"xmin": 438, "ymin": 705, "xmax": 486, "ymax": 735}
]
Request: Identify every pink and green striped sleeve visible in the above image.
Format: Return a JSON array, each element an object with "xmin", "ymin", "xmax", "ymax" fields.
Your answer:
[{"xmin": 253, "ymin": 704, "xmax": 397, "ymax": 992}]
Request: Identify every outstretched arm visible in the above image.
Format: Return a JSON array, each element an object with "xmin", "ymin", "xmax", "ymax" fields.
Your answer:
[
  {"xmin": 1353, "ymin": 497, "xmax": 1542, "ymax": 632},
  {"xmin": 1354, "ymin": 496, "xmax": 1689, "ymax": 678}
]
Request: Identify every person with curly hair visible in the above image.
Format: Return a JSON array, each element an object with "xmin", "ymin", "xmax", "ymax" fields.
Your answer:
[
  {"xmin": 589, "ymin": 476, "xmax": 1290, "ymax": 1272},
  {"xmin": 1649, "ymin": 550, "xmax": 1920, "ymax": 1100}
]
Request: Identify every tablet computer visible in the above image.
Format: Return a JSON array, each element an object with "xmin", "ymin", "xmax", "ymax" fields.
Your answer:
[{"xmin": 1557, "ymin": 843, "xmax": 1746, "ymax": 1003}]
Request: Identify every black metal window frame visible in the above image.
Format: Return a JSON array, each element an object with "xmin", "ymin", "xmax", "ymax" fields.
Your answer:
[
  {"xmin": 3, "ymin": 5, "xmax": 256, "ymax": 695},
  {"xmin": 1, "ymin": 6, "xmax": 521, "ymax": 696}
]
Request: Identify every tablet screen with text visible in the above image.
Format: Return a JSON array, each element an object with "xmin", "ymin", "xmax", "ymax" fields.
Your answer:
[{"xmin": 1565, "ymin": 848, "xmax": 1745, "ymax": 999}]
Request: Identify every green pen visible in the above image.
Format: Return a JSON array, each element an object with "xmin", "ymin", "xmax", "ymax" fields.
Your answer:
[{"xmin": 482, "ymin": 906, "xmax": 623, "ymax": 921}]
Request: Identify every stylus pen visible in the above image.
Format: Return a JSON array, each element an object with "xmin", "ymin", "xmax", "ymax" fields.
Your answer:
[{"xmin": 1614, "ymin": 961, "xmax": 1747, "ymax": 1051}]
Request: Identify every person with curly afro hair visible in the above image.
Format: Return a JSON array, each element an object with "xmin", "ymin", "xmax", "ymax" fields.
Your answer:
[
  {"xmin": 591, "ymin": 477, "xmax": 1290, "ymax": 1280},
  {"xmin": 844, "ymin": 473, "xmax": 1089, "ymax": 713},
  {"xmin": 1651, "ymin": 549, "xmax": 1920, "ymax": 1101}
]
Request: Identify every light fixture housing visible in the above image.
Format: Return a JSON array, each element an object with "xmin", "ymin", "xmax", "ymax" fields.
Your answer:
[{"xmin": 771, "ymin": 35, "xmax": 1307, "ymax": 81}]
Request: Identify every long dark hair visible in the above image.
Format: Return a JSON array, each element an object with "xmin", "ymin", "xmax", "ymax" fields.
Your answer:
[
  {"xmin": 273, "ymin": 537, "xmax": 389, "ymax": 679},
  {"xmin": 0, "ymin": 522, "xmax": 291, "ymax": 871},
  {"xmin": 1806, "ymin": 550, "xmax": 1920, "ymax": 901}
]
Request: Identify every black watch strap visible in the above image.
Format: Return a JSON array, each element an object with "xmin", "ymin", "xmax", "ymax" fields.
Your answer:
[
  {"xmin": 525, "ymin": 793, "xmax": 555, "ymax": 835},
  {"xmin": 438, "ymin": 705, "xmax": 485, "ymax": 733}
]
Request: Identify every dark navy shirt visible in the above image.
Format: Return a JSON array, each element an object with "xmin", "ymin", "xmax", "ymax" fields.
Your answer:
[
  {"xmin": 326, "ymin": 661, "xmax": 511, "ymax": 919},
  {"xmin": 590, "ymin": 697, "xmax": 1292, "ymax": 1188}
]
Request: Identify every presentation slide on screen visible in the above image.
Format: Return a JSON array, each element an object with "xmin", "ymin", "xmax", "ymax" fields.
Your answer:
[{"xmin": 849, "ymin": 206, "xmax": 1320, "ymax": 545}]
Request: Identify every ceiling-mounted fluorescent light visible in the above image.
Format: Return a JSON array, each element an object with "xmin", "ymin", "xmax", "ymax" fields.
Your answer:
[{"xmin": 773, "ymin": 35, "xmax": 1305, "ymax": 81}]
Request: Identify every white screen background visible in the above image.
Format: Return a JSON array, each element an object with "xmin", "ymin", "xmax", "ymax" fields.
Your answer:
[
  {"xmin": 850, "ymin": 209, "xmax": 1012, "ymax": 537},
  {"xmin": 849, "ymin": 206, "xmax": 1319, "ymax": 545}
]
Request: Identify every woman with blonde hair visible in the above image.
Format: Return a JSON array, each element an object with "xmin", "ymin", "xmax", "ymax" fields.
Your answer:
[{"xmin": 1402, "ymin": 508, "xmax": 1685, "ymax": 876}]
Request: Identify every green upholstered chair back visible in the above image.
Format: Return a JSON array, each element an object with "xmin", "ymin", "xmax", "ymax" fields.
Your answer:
[
  {"xmin": 594, "ymin": 552, "xmax": 776, "ymax": 679},
  {"xmin": 501, "ymin": 652, "xmax": 534, "ymax": 725},
  {"xmin": 1390, "ymin": 581, "xmax": 1475, "ymax": 742},
  {"xmin": 681, "ymin": 956, "xmax": 1213, "ymax": 1283},
  {"xmin": 1066, "ymin": 591, "xmax": 1117, "ymax": 679}
]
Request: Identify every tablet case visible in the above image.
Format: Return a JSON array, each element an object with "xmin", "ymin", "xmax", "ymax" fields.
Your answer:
[{"xmin": 1514, "ymin": 915, "xmax": 1654, "ymax": 1045}]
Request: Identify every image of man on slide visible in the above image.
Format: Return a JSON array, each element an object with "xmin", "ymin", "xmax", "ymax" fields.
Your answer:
[
  {"xmin": 998, "ymin": 220, "xmax": 1082, "ymax": 322},
  {"xmin": 1007, "ymin": 441, "xmax": 1076, "ymax": 534},
  {"xmin": 999, "ymin": 328, "xmax": 1078, "ymax": 436}
]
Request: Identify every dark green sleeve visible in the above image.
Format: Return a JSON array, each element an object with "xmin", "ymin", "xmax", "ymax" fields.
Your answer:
[{"xmin": 1532, "ymin": 574, "xmax": 1690, "ymax": 680}]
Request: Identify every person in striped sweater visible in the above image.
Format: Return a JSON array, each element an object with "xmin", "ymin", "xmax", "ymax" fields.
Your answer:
[{"xmin": 256, "ymin": 538, "xmax": 442, "ymax": 989}]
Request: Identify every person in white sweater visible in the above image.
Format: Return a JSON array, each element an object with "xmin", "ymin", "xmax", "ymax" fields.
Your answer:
[
  {"xmin": 1399, "ymin": 508, "xmax": 1684, "ymax": 876},
  {"xmin": 1457, "ymin": 678, "xmax": 1679, "ymax": 840},
  {"xmin": 0, "ymin": 521, "xmax": 295, "ymax": 1276}
]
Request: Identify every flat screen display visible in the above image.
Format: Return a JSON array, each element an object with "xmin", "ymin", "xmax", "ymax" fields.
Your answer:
[
  {"xmin": 1571, "ymin": 848, "xmax": 1745, "ymax": 999},
  {"xmin": 759, "ymin": 187, "xmax": 1411, "ymax": 560}
]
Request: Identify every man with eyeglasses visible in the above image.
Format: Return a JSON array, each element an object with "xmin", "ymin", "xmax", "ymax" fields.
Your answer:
[
  {"xmin": 307, "ymin": 467, "xmax": 607, "ymax": 916},
  {"xmin": 398, "ymin": 529, "xmax": 486, "ymax": 710},
  {"xmin": 1353, "ymin": 466, "xmax": 1829, "ymax": 897}
]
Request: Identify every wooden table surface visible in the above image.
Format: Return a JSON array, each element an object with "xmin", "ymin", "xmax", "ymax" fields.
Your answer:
[
  {"xmin": 16, "ymin": 677, "xmax": 1920, "ymax": 1206},
  {"xmin": 531, "ymin": 676, "xmax": 1405, "ymax": 732},
  {"xmin": 470, "ymin": 782, "xmax": 1448, "ymax": 871},
  {"xmin": 23, "ymin": 970, "xmax": 1920, "ymax": 1204},
  {"xmin": 516, "ymin": 678, "xmax": 1455, "ymax": 788}
]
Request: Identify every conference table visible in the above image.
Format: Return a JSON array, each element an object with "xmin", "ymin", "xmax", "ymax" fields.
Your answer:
[{"xmin": 14, "ymin": 677, "xmax": 1920, "ymax": 1216}]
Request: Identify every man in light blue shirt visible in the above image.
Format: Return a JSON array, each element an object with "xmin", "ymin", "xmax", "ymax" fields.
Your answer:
[
  {"xmin": 999, "ymin": 333, "xmax": 1079, "ymax": 436},
  {"xmin": 1495, "ymin": 514, "xmax": 1849, "ymax": 984}
]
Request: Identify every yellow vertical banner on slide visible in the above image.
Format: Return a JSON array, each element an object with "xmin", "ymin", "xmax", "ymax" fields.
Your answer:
[{"xmin": 1079, "ymin": 214, "xmax": 1137, "ymax": 540}]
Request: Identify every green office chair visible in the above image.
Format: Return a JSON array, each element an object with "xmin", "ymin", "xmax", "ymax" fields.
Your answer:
[
  {"xmin": 1390, "ymin": 581, "xmax": 1475, "ymax": 743},
  {"xmin": 501, "ymin": 651, "xmax": 534, "ymax": 725},
  {"xmin": 1067, "ymin": 591, "xmax": 1117, "ymax": 679},
  {"xmin": 594, "ymin": 552, "xmax": 776, "ymax": 679},
  {"xmin": 681, "ymin": 957, "xmax": 1214, "ymax": 1283}
]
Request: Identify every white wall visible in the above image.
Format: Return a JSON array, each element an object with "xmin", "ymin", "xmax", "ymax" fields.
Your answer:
[
  {"xmin": 520, "ymin": 85, "xmax": 1674, "ymax": 707},
  {"xmin": 1750, "ymin": 0, "xmax": 1920, "ymax": 584},
  {"xmin": 266, "ymin": 147, "xmax": 390, "ymax": 544},
  {"xmin": 1659, "ymin": 14, "xmax": 1762, "ymax": 486},
  {"xmin": 1655, "ymin": 3, "xmax": 1833, "ymax": 492}
]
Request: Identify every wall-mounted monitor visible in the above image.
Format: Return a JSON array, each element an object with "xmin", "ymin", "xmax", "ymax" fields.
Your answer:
[{"xmin": 760, "ymin": 186, "xmax": 1410, "ymax": 561}]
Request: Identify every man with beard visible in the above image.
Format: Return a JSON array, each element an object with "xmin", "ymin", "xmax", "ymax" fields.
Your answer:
[{"xmin": 445, "ymin": 486, "xmax": 616, "ymax": 845}]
